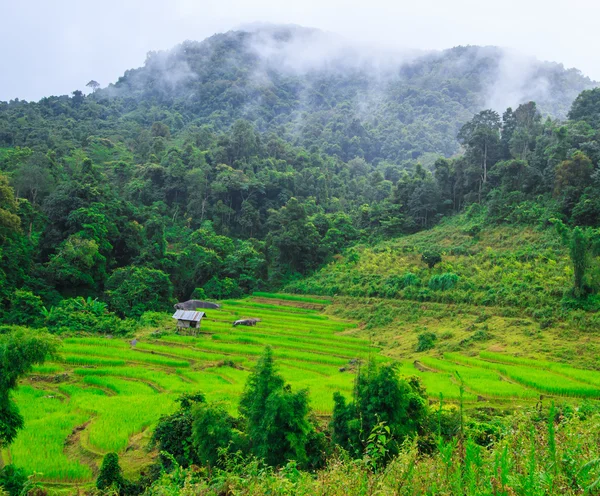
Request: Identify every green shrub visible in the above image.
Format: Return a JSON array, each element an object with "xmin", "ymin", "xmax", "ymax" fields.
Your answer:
[
  {"xmin": 428, "ymin": 273, "xmax": 459, "ymax": 291},
  {"xmin": 190, "ymin": 287, "xmax": 207, "ymax": 300},
  {"xmin": 203, "ymin": 277, "xmax": 242, "ymax": 299},
  {"xmin": 331, "ymin": 363, "xmax": 429, "ymax": 459},
  {"xmin": 402, "ymin": 273, "xmax": 421, "ymax": 287},
  {"xmin": 96, "ymin": 453, "xmax": 124, "ymax": 492},
  {"xmin": 151, "ymin": 393, "xmax": 206, "ymax": 469},
  {"xmin": 192, "ymin": 402, "xmax": 245, "ymax": 468},
  {"xmin": 45, "ymin": 297, "xmax": 135, "ymax": 335},
  {"xmin": 0, "ymin": 465, "xmax": 28, "ymax": 496},
  {"xmin": 416, "ymin": 332, "xmax": 437, "ymax": 352},
  {"xmin": 421, "ymin": 250, "xmax": 442, "ymax": 269}
]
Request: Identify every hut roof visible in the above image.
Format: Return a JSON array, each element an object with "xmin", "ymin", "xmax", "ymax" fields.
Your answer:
[
  {"xmin": 174, "ymin": 300, "xmax": 220, "ymax": 310},
  {"xmin": 172, "ymin": 310, "xmax": 205, "ymax": 322}
]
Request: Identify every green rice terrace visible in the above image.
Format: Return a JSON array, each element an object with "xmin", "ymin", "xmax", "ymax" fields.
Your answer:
[{"xmin": 3, "ymin": 293, "xmax": 600, "ymax": 488}]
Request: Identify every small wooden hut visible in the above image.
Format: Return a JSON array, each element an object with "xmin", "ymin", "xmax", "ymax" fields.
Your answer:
[{"xmin": 172, "ymin": 310, "xmax": 205, "ymax": 334}]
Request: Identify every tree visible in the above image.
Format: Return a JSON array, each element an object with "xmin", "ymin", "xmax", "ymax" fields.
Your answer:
[
  {"xmin": 45, "ymin": 234, "xmax": 105, "ymax": 294},
  {"xmin": 458, "ymin": 110, "xmax": 502, "ymax": 199},
  {"xmin": 151, "ymin": 393, "xmax": 206, "ymax": 469},
  {"xmin": 238, "ymin": 347, "xmax": 312, "ymax": 467},
  {"xmin": 11, "ymin": 162, "xmax": 54, "ymax": 206},
  {"xmin": 554, "ymin": 151, "xmax": 594, "ymax": 214},
  {"xmin": 0, "ymin": 465, "xmax": 28, "ymax": 496},
  {"xmin": 192, "ymin": 402, "xmax": 242, "ymax": 468},
  {"xmin": 96, "ymin": 453, "xmax": 124, "ymax": 492},
  {"xmin": 571, "ymin": 226, "xmax": 587, "ymax": 298},
  {"xmin": 106, "ymin": 266, "xmax": 173, "ymax": 318},
  {"xmin": 267, "ymin": 198, "xmax": 322, "ymax": 274},
  {"xmin": 86, "ymin": 80, "xmax": 100, "ymax": 93},
  {"xmin": 0, "ymin": 330, "xmax": 58, "ymax": 449},
  {"xmin": 553, "ymin": 220, "xmax": 600, "ymax": 298},
  {"xmin": 0, "ymin": 174, "xmax": 20, "ymax": 233},
  {"xmin": 5, "ymin": 290, "xmax": 44, "ymax": 327},
  {"xmin": 569, "ymin": 87, "xmax": 600, "ymax": 129},
  {"xmin": 331, "ymin": 362, "xmax": 429, "ymax": 459},
  {"xmin": 421, "ymin": 250, "xmax": 442, "ymax": 269}
]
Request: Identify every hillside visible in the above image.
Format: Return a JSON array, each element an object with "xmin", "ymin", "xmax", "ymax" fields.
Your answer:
[
  {"xmin": 1, "ymin": 26, "xmax": 596, "ymax": 164},
  {"xmin": 1, "ymin": 24, "xmax": 600, "ymax": 496}
]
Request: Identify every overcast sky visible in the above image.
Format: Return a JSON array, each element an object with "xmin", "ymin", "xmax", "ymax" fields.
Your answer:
[{"xmin": 2, "ymin": 0, "xmax": 599, "ymax": 102}]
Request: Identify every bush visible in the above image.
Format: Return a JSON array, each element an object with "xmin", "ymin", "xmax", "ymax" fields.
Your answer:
[
  {"xmin": 151, "ymin": 393, "xmax": 206, "ymax": 469},
  {"xmin": 416, "ymin": 332, "xmax": 437, "ymax": 352},
  {"xmin": 428, "ymin": 273, "xmax": 459, "ymax": 291},
  {"xmin": 190, "ymin": 287, "xmax": 207, "ymax": 300},
  {"xmin": 421, "ymin": 250, "xmax": 442, "ymax": 269},
  {"xmin": 382, "ymin": 273, "xmax": 421, "ymax": 297},
  {"xmin": 331, "ymin": 363, "xmax": 429, "ymax": 459},
  {"xmin": 0, "ymin": 465, "xmax": 28, "ymax": 496},
  {"xmin": 192, "ymin": 402, "xmax": 245, "ymax": 468},
  {"xmin": 45, "ymin": 297, "xmax": 135, "ymax": 335}
]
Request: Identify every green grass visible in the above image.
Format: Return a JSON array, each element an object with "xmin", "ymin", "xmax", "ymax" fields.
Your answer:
[
  {"xmin": 10, "ymin": 293, "xmax": 599, "ymax": 487},
  {"xmin": 5, "ymin": 386, "xmax": 93, "ymax": 482},
  {"xmin": 420, "ymin": 356, "xmax": 538, "ymax": 399},
  {"xmin": 445, "ymin": 353, "xmax": 600, "ymax": 398},
  {"xmin": 252, "ymin": 292, "xmax": 332, "ymax": 304},
  {"xmin": 6, "ymin": 295, "xmax": 369, "ymax": 483}
]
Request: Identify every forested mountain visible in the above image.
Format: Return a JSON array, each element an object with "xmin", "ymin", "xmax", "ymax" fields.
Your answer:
[
  {"xmin": 1, "ymin": 26, "xmax": 595, "ymax": 162},
  {"xmin": 0, "ymin": 25, "xmax": 599, "ymax": 326}
]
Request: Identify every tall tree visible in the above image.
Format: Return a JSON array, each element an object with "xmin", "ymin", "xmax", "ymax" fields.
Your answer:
[
  {"xmin": 458, "ymin": 110, "xmax": 502, "ymax": 200},
  {"xmin": 238, "ymin": 347, "xmax": 312, "ymax": 467},
  {"xmin": 86, "ymin": 80, "xmax": 100, "ymax": 93}
]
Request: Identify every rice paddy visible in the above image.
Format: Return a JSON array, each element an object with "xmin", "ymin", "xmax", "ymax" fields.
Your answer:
[
  {"xmin": 2, "ymin": 295, "xmax": 371, "ymax": 484},
  {"xmin": 3, "ymin": 293, "xmax": 599, "ymax": 487}
]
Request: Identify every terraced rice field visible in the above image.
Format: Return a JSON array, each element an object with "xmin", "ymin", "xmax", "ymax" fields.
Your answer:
[
  {"xmin": 1, "ymin": 295, "xmax": 373, "ymax": 484},
  {"xmin": 3, "ymin": 294, "xmax": 600, "ymax": 487},
  {"xmin": 411, "ymin": 352, "xmax": 600, "ymax": 401}
]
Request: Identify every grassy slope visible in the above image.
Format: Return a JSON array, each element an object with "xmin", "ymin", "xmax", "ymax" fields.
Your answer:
[{"xmin": 288, "ymin": 214, "xmax": 600, "ymax": 370}]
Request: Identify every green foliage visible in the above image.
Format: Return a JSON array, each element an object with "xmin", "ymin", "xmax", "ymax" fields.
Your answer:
[
  {"xmin": 0, "ymin": 329, "xmax": 58, "ymax": 447},
  {"xmin": 203, "ymin": 277, "xmax": 242, "ymax": 300},
  {"xmin": 96, "ymin": 452, "xmax": 124, "ymax": 492},
  {"xmin": 45, "ymin": 297, "xmax": 135, "ymax": 335},
  {"xmin": 331, "ymin": 362, "xmax": 429, "ymax": 458},
  {"xmin": 142, "ymin": 406, "xmax": 600, "ymax": 495},
  {"xmin": 106, "ymin": 266, "xmax": 173, "ymax": 318},
  {"xmin": 239, "ymin": 347, "xmax": 313, "ymax": 467},
  {"xmin": 0, "ymin": 465, "xmax": 27, "ymax": 496},
  {"xmin": 568, "ymin": 87, "xmax": 600, "ymax": 129},
  {"xmin": 191, "ymin": 402, "xmax": 242, "ymax": 468},
  {"xmin": 4, "ymin": 290, "xmax": 44, "ymax": 327},
  {"xmin": 571, "ymin": 227, "xmax": 587, "ymax": 297},
  {"xmin": 416, "ymin": 332, "xmax": 437, "ymax": 352},
  {"xmin": 151, "ymin": 393, "xmax": 206, "ymax": 469},
  {"xmin": 421, "ymin": 250, "xmax": 442, "ymax": 269},
  {"xmin": 363, "ymin": 421, "xmax": 392, "ymax": 473},
  {"xmin": 428, "ymin": 273, "xmax": 459, "ymax": 291}
]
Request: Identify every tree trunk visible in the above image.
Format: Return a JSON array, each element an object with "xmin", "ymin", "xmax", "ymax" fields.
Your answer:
[{"xmin": 483, "ymin": 141, "xmax": 488, "ymax": 184}]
